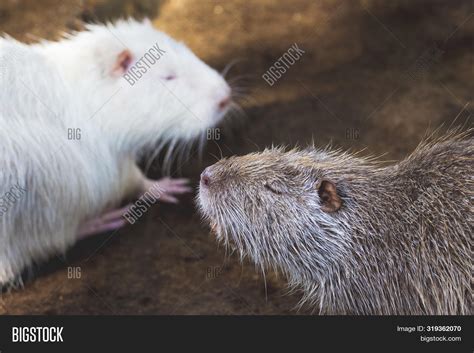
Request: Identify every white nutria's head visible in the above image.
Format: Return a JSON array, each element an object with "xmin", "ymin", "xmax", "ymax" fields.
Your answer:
[{"xmin": 36, "ymin": 19, "xmax": 232, "ymax": 158}]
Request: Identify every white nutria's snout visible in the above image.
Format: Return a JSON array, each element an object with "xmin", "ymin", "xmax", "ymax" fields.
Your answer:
[{"xmin": 34, "ymin": 18, "xmax": 232, "ymax": 157}]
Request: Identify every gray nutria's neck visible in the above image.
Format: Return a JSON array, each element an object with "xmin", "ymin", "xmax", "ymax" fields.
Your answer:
[{"xmin": 305, "ymin": 138, "xmax": 472, "ymax": 314}]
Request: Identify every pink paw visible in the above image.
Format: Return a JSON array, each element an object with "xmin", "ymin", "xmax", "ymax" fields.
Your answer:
[
  {"xmin": 142, "ymin": 177, "xmax": 192, "ymax": 204},
  {"xmin": 77, "ymin": 204, "xmax": 132, "ymax": 239},
  {"xmin": 76, "ymin": 178, "xmax": 191, "ymax": 239}
]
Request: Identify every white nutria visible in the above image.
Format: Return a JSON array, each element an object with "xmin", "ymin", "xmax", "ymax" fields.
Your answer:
[
  {"xmin": 198, "ymin": 131, "xmax": 473, "ymax": 314},
  {"xmin": 0, "ymin": 19, "xmax": 232, "ymax": 285}
]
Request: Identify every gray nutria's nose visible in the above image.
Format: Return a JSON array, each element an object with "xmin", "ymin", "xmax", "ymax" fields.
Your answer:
[{"xmin": 200, "ymin": 167, "xmax": 212, "ymax": 187}]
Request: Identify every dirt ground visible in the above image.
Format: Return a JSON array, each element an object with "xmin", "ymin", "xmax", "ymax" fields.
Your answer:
[{"xmin": 0, "ymin": 0, "xmax": 472, "ymax": 314}]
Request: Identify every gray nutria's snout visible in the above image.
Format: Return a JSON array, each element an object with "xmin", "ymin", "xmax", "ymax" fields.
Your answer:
[{"xmin": 200, "ymin": 167, "xmax": 212, "ymax": 187}]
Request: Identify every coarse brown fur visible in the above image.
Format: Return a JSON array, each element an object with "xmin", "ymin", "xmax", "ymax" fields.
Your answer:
[{"xmin": 198, "ymin": 129, "xmax": 473, "ymax": 315}]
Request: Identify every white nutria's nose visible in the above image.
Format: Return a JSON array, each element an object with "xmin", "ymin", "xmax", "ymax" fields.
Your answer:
[
  {"xmin": 215, "ymin": 82, "xmax": 232, "ymax": 111},
  {"xmin": 218, "ymin": 96, "xmax": 231, "ymax": 110},
  {"xmin": 200, "ymin": 167, "xmax": 212, "ymax": 187}
]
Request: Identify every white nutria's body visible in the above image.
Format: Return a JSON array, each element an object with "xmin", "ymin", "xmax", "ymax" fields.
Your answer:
[{"xmin": 0, "ymin": 19, "xmax": 231, "ymax": 285}]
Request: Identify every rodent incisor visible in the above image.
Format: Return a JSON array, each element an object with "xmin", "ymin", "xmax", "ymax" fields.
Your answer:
[{"xmin": 198, "ymin": 130, "xmax": 473, "ymax": 315}]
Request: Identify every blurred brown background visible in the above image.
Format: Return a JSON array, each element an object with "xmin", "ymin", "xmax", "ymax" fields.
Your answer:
[{"xmin": 0, "ymin": 0, "xmax": 472, "ymax": 314}]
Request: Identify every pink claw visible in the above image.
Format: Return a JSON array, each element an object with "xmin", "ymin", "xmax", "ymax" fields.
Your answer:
[
  {"xmin": 77, "ymin": 204, "xmax": 132, "ymax": 239},
  {"xmin": 141, "ymin": 177, "xmax": 192, "ymax": 204}
]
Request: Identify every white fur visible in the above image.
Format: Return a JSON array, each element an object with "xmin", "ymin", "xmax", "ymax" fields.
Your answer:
[
  {"xmin": 0, "ymin": 19, "xmax": 230, "ymax": 284},
  {"xmin": 33, "ymin": 19, "xmax": 230, "ymax": 158}
]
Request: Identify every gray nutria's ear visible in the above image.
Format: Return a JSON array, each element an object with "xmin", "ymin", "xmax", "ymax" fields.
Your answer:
[{"xmin": 317, "ymin": 179, "xmax": 342, "ymax": 212}]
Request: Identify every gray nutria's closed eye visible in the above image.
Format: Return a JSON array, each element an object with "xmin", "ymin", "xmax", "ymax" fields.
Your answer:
[{"xmin": 198, "ymin": 129, "xmax": 473, "ymax": 315}]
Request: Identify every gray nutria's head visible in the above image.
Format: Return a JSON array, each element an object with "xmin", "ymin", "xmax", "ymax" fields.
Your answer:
[{"xmin": 197, "ymin": 147, "xmax": 361, "ymax": 284}]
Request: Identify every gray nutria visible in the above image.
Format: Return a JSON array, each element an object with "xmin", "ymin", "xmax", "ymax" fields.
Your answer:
[{"xmin": 197, "ymin": 130, "xmax": 473, "ymax": 315}]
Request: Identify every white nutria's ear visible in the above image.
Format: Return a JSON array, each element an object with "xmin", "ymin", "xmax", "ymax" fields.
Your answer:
[
  {"xmin": 111, "ymin": 49, "xmax": 133, "ymax": 76},
  {"xmin": 317, "ymin": 179, "xmax": 342, "ymax": 212},
  {"xmin": 141, "ymin": 18, "xmax": 153, "ymax": 27}
]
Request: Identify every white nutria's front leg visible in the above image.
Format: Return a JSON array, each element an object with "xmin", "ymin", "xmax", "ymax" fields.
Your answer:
[
  {"xmin": 77, "ymin": 162, "xmax": 191, "ymax": 239},
  {"xmin": 124, "ymin": 162, "xmax": 192, "ymax": 203},
  {"xmin": 140, "ymin": 176, "xmax": 191, "ymax": 204}
]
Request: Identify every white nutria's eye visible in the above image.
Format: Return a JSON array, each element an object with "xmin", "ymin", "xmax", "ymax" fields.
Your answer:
[{"xmin": 162, "ymin": 74, "xmax": 176, "ymax": 81}]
